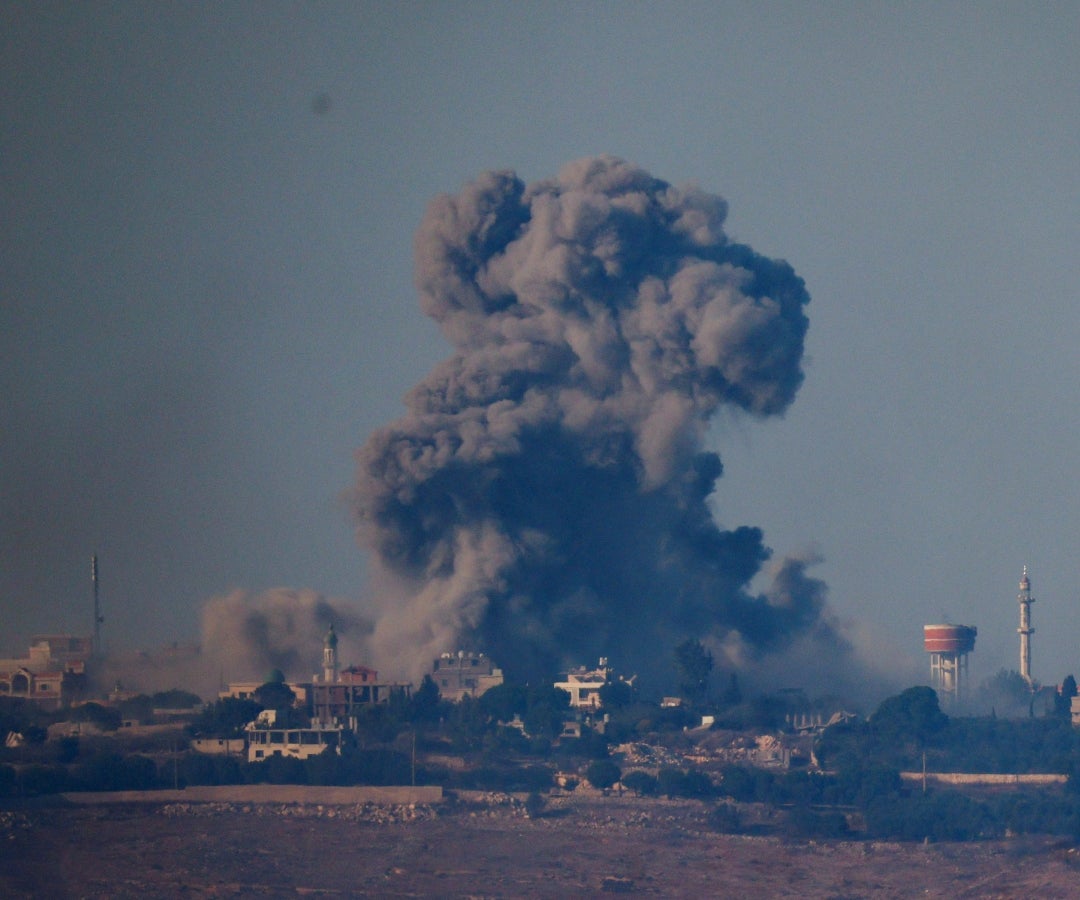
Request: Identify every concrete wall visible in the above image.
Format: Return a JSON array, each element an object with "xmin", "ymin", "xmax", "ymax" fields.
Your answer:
[
  {"xmin": 61, "ymin": 784, "xmax": 443, "ymax": 805},
  {"xmin": 900, "ymin": 772, "xmax": 1066, "ymax": 786}
]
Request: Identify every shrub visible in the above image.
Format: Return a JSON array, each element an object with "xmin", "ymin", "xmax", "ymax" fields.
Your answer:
[
  {"xmin": 707, "ymin": 802, "xmax": 741, "ymax": 833},
  {"xmin": 525, "ymin": 791, "xmax": 546, "ymax": 818},
  {"xmin": 785, "ymin": 805, "xmax": 849, "ymax": 839},
  {"xmin": 586, "ymin": 759, "xmax": 622, "ymax": 791},
  {"xmin": 621, "ymin": 770, "xmax": 659, "ymax": 797},
  {"xmin": 659, "ymin": 766, "xmax": 715, "ymax": 799}
]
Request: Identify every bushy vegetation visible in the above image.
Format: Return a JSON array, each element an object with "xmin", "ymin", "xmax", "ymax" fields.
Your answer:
[
  {"xmin": 8, "ymin": 660, "xmax": 1080, "ymax": 844},
  {"xmin": 721, "ymin": 686, "xmax": 1080, "ymax": 841},
  {"xmin": 817, "ymin": 686, "xmax": 1080, "ymax": 774}
]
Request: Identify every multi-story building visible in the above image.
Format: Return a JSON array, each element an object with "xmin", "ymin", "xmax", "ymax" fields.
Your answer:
[
  {"xmin": 0, "ymin": 635, "xmax": 91, "ymax": 711},
  {"xmin": 243, "ymin": 710, "xmax": 345, "ymax": 762},
  {"xmin": 308, "ymin": 626, "xmax": 409, "ymax": 726},
  {"xmin": 431, "ymin": 651, "xmax": 504, "ymax": 702},
  {"xmin": 311, "ymin": 664, "xmax": 403, "ymax": 725},
  {"xmin": 555, "ymin": 658, "xmax": 614, "ymax": 710}
]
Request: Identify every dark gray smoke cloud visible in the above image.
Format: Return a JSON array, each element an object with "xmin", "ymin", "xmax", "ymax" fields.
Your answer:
[
  {"xmin": 353, "ymin": 156, "xmax": 852, "ymax": 689},
  {"xmin": 94, "ymin": 588, "xmax": 373, "ymax": 699},
  {"xmin": 199, "ymin": 587, "xmax": 372, "ymax": 683}
]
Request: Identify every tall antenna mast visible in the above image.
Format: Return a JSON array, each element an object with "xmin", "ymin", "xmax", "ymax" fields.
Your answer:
[
  {"xmin": 1018, "ymin": 566, "xmax": 1034, "ymax": 686},
  {"xmin": 92, "ymin": 554, "xmax": 104, "ymax": 656}
]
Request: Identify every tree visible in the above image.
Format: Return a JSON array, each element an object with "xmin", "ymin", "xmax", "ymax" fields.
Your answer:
[
  {"xmin": 598, "ymin": 679, "xmax": 635, "ymax": 710},
  {"xmin": 1056, "ymin": 675, "xmax": 1077, "ymax": 718},
  {"xmin": 71, "ymin": 702, "xmax": 121, "ymax": 731},
  {"xmin": 586, "ymin": 758, "xmax": 622, "ymax": 792},
  {"xmin": 621, "ymin": 770, "xmax": 658, "ymax": 796},
  {"xmin": 253, "ymin": 679, "xmax": 296, "ymax": 714},
  {"xmin": 409, "ymin": 674, "xmax": 442, "ymax": 723},
  {"xmin": 522, "ymin": 686, "xmax": 571, "ymax": 741},
  {"xmin": 56, "ymin": 735, "xmax": 80, "ymax": 763},
  {"xmin": 658, "ymin": 766, "xmax": 715, "ymax": 799},
  {"xmin": 189, "ymin": 697, "xmax": 261, "ymax": 738},
  {"xmin": 477, "ymin": 682, "xmax": 528, "ymax": 722},
  {"xmin": 721, "ymin": 672, "xmax": 742, "ymax": 707},
  {"xmin": 21, "ymin": 724, "xmax": 48, "ymax": 746},
  {"xmin": 870, "ymin": 686, "xmax": 947, "ymax": 743},
  {"xmin": 674, "ymin": 639, "xmax": 713, "ymax": 704},
  {"xmin": 525, "ymin": 791, "xmax": 546, "ymax": 818}
]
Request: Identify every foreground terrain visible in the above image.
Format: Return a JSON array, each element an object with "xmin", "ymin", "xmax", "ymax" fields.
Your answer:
[{"xmin": 3, "ymin": 791, "xmax": 1080, "ymax": 898}]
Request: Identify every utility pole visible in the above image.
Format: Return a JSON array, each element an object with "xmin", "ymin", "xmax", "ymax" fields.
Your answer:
[{"xmin": 91, "ymin": 554, "xmax": 105, "ymax": 656}]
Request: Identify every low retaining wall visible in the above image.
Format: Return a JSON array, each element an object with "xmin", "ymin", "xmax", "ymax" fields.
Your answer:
[
  {"xmin": 900, "ymin": 772, "xmax": 1066, "ymax": 786},
  {"xmin": 60, "ymin": 784, "xmax": 443, "ymax": 805}
]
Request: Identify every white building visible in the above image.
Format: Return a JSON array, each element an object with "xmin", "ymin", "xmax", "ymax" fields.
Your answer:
[
  {"xmin": 555, "ymin": 658, "xmax": 616, "ymax": 710},
  {"xmin": 243, "ymin": 711, "xmax": 344, "ymax": 763}
]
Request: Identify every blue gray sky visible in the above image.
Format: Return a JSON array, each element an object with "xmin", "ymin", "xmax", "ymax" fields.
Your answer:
[{"xmin": 3, "ymin": 3, "xmax": 1078, "ymax": 691}]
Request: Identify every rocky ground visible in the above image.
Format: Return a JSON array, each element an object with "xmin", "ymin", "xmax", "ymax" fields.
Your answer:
[{"xmin": 3, "ymin": 792, "xmax": 1080, "ymax": 898}]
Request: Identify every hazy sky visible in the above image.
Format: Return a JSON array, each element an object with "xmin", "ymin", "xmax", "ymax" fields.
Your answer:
[{"xmin": 3, "ymin": 3, "xmax": 1078, "ymax": 690}]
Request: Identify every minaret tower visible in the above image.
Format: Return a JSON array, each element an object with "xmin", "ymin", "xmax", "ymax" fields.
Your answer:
[
  {"xmin": 1018, "ymin": 566, "xmax": 1035, "ymax": 685},
  {"xmin": 322, "ymin": 623, "xmax": 339, "ymax": 684}
]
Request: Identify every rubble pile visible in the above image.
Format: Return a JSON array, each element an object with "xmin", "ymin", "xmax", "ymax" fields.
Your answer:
[
  {"xmin": 157, "ymin": 800, "xmax": 439, "ymax": 824},
  {"xmin": 453, "ymin": 791, "xmax": 531, "ymax": 819},
  {"xmin": 613, "ymin": 742, "xmax": 683, "ymax": 768}
]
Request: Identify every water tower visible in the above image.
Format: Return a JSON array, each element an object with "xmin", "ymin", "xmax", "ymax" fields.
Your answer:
[{"xmin": 924, "ymin": 623, "xmax": 977, "ymax": 706}]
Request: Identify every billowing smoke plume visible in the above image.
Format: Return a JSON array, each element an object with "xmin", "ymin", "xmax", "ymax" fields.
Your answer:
[
  {"xmin": 200, "ymin": 588, "xmax": 371, "ymax": 682},
  {"xmin": 354, "ymin": 156, "xmax": 854, "ymax": 690},
  {"xmin": 95, "ymin": 588, "xmax": 372, "ymax": 699}
]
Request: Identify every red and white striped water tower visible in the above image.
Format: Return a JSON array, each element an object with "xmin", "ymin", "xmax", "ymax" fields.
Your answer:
[{"xmin": 924, "ymin": 623, "xmax": 977, "ymax": 706}]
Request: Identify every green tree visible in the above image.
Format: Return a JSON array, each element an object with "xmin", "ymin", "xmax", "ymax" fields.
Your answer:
[
  {"xmin": 56, "ymin": 735, "xmax": 80, "ymax": 763},
  {"xmin": 409, "ymin": 674, "xmax": 443, "ymax": 723},
  {"xmin": 721, "ymin": 672, "xmax": 742, "ymax": 707},
  {"xmin": 189, "ymin": 697, "xmax": 261, "ymax": 738},
  {"xmin": 446, "ymin": 696, "xmax": 488, "ymax": 751},
  {"xmin": 1056, "ymin": 674, "xmax": 1077, "ymax": 718},
  {"xmin": 674, "ymin": 639, "xmax": 713, "ymax": 704},
  {"xmin": 870, "ymin": 686, "xmax": 947, "ymax": 743},
  {"xmin": 477, "ymin": 682, "xmax": 528, "ymax": 722},
  {"xmin": 253, "ymin": 679, "xmax": 296, "ymax": 714},
  {"xmin": 522, "ymin": 686, "xmax": 570, "ymax": 741},
  {"xmin": 708, "ymin": 802, "xmax": 741, "ymax": 833},
  {"xmin": 71, "ymin": 702, "xmax": 121, "ymax": 731},
  {"xmin": 22, "ymin": 724, "xmax": 48, "ymax": 745},
  {"xmin": 598, "ymin": 679, "xmax": 635, "ymax": 710},
  {"xmin": 621, "ymin": 770, "xmax": 658, "ymax": 796},
  {"xmin": 586, "ymin": 758, "xmax": 622, "ymax": 792},
  {"xmin": 525, "ymin": 791, "xmax": 546, "ymax": 818}
]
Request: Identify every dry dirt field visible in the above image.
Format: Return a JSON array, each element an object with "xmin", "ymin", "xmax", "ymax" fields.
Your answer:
[{"xmin": 3, "ymin": 791, "xmax": 1080, "ymax": 898}]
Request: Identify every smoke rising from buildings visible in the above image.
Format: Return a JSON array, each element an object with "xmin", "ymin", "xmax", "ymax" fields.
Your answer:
[
  {"xmin": 96, "ymin": 588, "xmax": 372, "ymax": 699},
  {"xmin": 353, "ymin": 156, "xmax": 874, "ymax": 691},
  {"xmin": 199, "ymin": 587, "xmax": 371, "ymax": 682}
]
